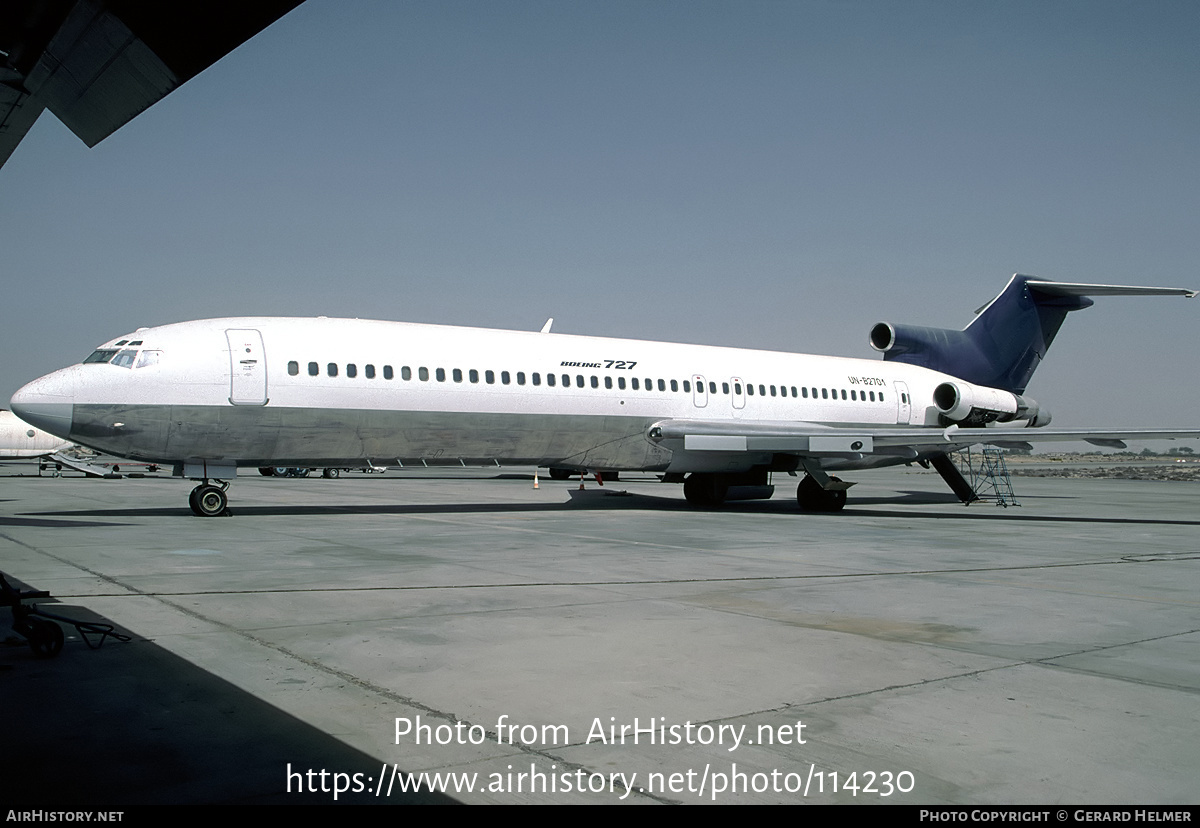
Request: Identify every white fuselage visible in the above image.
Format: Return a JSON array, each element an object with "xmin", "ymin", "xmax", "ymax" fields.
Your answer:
[
  {"xmin": 0, "ymin": 409, "xmax": 73, "ymax": 459},
  {"xmin": 11, "ymin": 316, "xmax": 957, "ymax": 474}
]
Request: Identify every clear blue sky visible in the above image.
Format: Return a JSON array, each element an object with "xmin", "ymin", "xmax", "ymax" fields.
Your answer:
[{"xmin": 2, "ymin": 0, "xmax": 1197, "ymax": 439}]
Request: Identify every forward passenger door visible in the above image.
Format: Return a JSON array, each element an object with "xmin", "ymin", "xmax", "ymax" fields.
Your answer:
[{"xmin": 227, "ymin": 329, "xmax": 268, "ymax": 405}]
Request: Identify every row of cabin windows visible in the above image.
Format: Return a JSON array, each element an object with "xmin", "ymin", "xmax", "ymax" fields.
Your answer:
[{"xmin": 285, "ymin": 361, "xmax": 886, "ymax": 403}]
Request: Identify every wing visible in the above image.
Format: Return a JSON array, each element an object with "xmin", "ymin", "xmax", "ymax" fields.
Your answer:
[{"xmin": 647, "ymin": 419, "xmax": 1200, "ymax": 457}]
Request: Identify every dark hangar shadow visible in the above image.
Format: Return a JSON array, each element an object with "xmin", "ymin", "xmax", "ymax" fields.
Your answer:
[{"xmin": 0, "ymin": 587, "xmax": 455, "ymax": 806}]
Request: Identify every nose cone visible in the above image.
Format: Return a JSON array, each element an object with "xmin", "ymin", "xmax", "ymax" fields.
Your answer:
[{"xmin": 11, "ymin": 371, "xmax": 75, "ymax": 440}]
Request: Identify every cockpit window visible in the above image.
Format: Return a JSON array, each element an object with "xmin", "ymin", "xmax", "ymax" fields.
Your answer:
[
  {"xmin": 135, "ymin": 350, "xmax": 162, "ymax": 369},
  {"xmin": 84, "ymin": 347, "xmax": 162, "ymax": 368},
  {"xmin": 84, "ymin": 349, "xmax": 118, "ymax": 364},
  {"xmin": 110, "ymin": 349, "xmax": 138, "ymax": 368}
]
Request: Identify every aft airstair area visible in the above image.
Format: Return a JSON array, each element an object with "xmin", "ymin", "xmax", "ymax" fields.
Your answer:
[{"xmin": 952, "ymin": 446, "xmax": 1019, "ymax": 506}]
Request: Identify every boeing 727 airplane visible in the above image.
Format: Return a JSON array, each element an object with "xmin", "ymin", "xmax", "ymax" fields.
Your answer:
[{"xmin": 9, "ymin": 275, "xmax": 1198, "ymax": 516}]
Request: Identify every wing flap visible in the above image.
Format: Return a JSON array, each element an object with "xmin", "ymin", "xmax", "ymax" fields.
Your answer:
[{"xmin": 652, "ymin": 419, "xmax": 1200, "ymax": 456}]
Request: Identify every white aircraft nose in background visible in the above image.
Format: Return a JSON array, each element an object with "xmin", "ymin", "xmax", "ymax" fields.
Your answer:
[{"xmin": 0, "ymin": 408, "xmax": 73, "ymax": 458}]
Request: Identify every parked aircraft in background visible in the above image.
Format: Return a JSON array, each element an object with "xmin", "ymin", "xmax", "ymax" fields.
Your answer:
[
  {"xmin": 0, "ymin": 408, "xmax": 72, "ymax": 459},
  {"xmin": 10, "ymin": 275, "xmax": 1198, "ymax": 516}
]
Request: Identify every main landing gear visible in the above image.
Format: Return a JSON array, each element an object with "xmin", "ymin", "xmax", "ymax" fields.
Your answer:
[
  {"xmin": 681, "ymin": 470, "xmax": 851, "ymax": 512},
  {"xmin": 683, "ymin": 473, "xmax": 729, "ymax": 507},
  {"xmin": 188, "ymin": 480, "xmax": 230, "ymax": 517},
  {"xmin": 795, "ymin": 474, "xmax": 848, "ymax": 512}
]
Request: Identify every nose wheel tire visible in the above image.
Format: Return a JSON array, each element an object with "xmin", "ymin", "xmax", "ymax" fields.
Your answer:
[{"xmin": 189, "ymin": 484, "xmax": 229, "ymax": 517}]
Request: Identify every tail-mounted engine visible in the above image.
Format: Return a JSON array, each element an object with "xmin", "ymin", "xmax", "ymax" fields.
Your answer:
[
  {"xmin": 932, "ymin": 380, "xmax": 1051, "ymax": 427},
  {"xmin": 869, "ymin": 322, "xmax": 954, "ymax": 360}
]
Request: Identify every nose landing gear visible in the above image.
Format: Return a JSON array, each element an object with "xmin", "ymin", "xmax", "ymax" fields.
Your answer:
[{"xmin": 188, "ymin": 480, "xmax": 230, "ymax": 517}]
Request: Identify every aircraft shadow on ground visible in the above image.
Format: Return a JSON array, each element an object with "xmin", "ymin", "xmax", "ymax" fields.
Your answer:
[
  {"xmin": 0, "ymin": 590, "xmax": 454, "ymax": 806},
  {"xmin": 22, "ymin": 488, "xmax": 1200, "ymax": 527}
]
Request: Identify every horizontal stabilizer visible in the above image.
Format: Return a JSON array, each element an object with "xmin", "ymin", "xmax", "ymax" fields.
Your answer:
[{"xmin": 1023, "ymin": 281, "xmax": 1196, "ymax": 299}]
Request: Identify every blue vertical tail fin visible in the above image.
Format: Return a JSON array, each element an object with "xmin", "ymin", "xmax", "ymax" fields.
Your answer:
[{"xmin": 869, "ymin": 275, "xmax": 1195, "ymax": 394}]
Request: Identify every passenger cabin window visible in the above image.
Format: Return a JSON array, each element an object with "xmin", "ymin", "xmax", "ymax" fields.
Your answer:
[
  {"xmin": 365, "ymin": 364, "xmax": 376, "ymax": 379},
  {"xmin": 419, "ymin": 367, "xmax": 429, "ymax": 381},
  {"xmin": 309, "ymin": 362, "xmax": 319, "ymax": 376},
  {"xmin": 347, "ymin": 364, "xmax": 357, "ymax": 378},
  {"xmin": 287, "ymin": 360, "xmax": 298, "ymax": 375}
]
